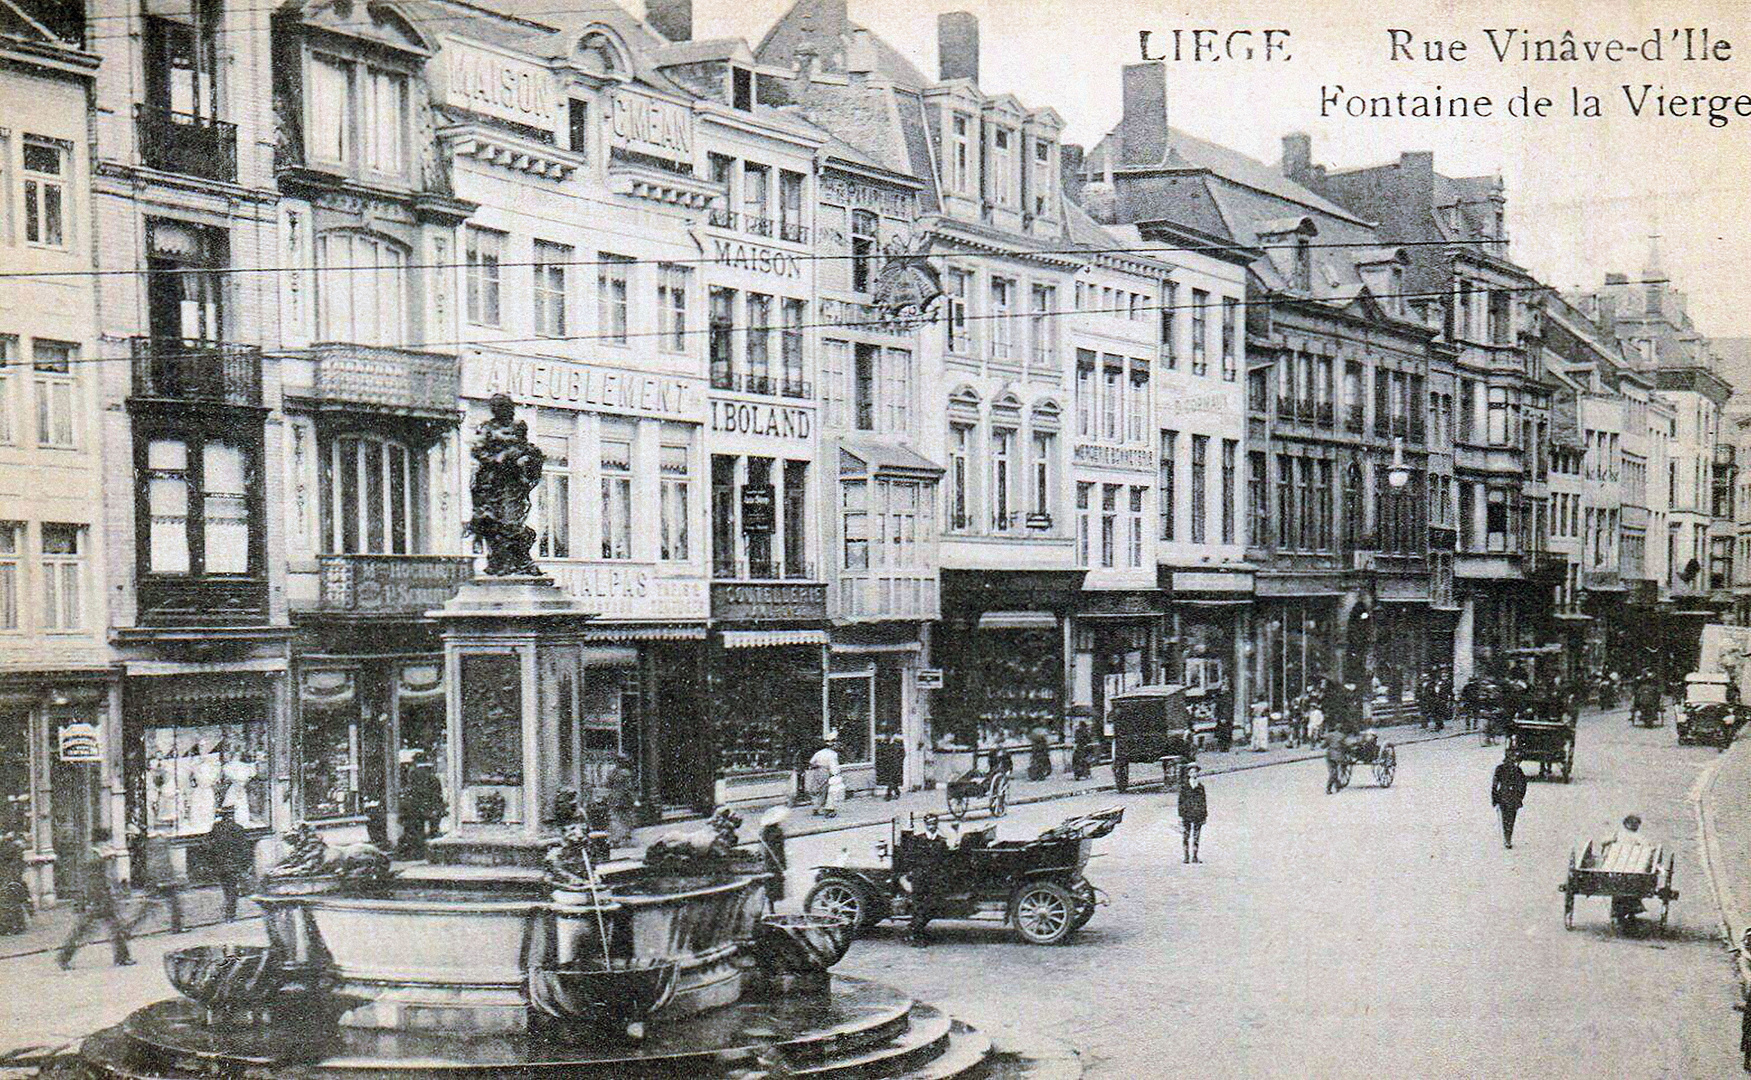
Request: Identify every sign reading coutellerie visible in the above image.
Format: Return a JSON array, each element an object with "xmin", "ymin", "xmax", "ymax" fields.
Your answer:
[
  {"xmin": 605, "ymin": 87, "xmax": 693, "ymax": 165},
  {"xmin": 465, "ymin": 354, "xmax": 704, "ymax": 422},
  {"xmin": 711, "ymin": 582, "xmax": 828, "ymax": 622},
  {"xmin": 438, "ymin": 38, "xmax": 558, "ymax": 131}
]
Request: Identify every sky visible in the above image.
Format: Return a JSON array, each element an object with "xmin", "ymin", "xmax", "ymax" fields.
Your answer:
[{"xmin": 670, "ymin": 0, "xmax": 1751, "ymax": 338}]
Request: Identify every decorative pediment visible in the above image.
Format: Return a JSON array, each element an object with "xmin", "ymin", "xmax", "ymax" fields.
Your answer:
[
  {"xmin": 297, "ymin": 0, "xmax": 432, "ymax": 56},
  {"xmin": 1030, "ymin": 398, "xmax": 1062, "ymax": 431},
  {"xmin": 572, "ymin": 26, "xmax": 632, "ymax": 79},
  {"xmin": 947, "ymin": 384, "xmax": 982, "ymax": 422}
]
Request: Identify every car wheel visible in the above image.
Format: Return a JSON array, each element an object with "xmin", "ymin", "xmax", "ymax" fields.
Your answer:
[
  {"xmin": 1011, "ymin": 881, "xmax": 1078, "ymax": 945},
  {"xmin": 805, "ymin": 880, "xmax": 872, "ymax": 929}
]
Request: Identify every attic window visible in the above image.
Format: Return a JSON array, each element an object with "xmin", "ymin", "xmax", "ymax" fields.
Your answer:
[
  {"xmin": 732, "ymin": 66, "xmax": 753, "ymax": 111},
  {"xmin": 1293, "ymin": 235, "xmax": 1311, "ymax": 292}
]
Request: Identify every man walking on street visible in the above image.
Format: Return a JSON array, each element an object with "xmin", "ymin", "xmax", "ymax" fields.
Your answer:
[
  {"xmin": 1178, "ymin": 765, "xmax": 1208, "ymax": 863},
  {"xmin": 1491, "ymin": 746, "xmax": 1528, "ymax": 849},
  {"xmin": 206, "ymin": 806, "xmax": 256, "ymax": 921},
  {"xmin": 1324, "ymin": 727, "xmax": 1346, "ymax": 794},
  {"xmin": 56, "ymin": 827, "xmax": 134, "ymax": 969}
]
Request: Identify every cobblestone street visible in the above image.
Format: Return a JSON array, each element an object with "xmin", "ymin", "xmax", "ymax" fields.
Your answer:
[{"xmin": 781, "ymin": 710, "xmax": 1743, "ymax": 1077}]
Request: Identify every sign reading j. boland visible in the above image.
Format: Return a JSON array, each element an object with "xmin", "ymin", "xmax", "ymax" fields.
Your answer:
[
  {"xmin": 465, "ymin": 352, "xmax": 705, "ymax": 423},
  {"xmin": 605, "ymin": 87, "xmax": 693, "ymax": 166},
  {"xmin": 436, "ymin": 38, "xmax": 558, "ymax": 132},
  {"xmin": 710, "ymin": 399, "xmax": 811, "ymax": 440}
]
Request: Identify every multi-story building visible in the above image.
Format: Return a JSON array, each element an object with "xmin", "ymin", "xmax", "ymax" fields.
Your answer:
[
  {"xmin": 1083, "ymin": 71, "xmax": 1439, "ymax": 722},
  {"xmin": 758, "ymin": 6, "xmax": 1092, "ymax": 768},
  {"xmin": 0, "ymin": 6, "xmax": 103, "ymax": 906},
  {"xmin": 1298, "ymin": 144, "xmax": 1558, "ymax": 686},
  {"xmin": 89, "ymin": 0, "xmax": 289, "ymax": 886}
]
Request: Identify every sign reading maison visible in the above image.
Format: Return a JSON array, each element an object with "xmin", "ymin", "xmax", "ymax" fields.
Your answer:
[
  {"xmin": 438, "ymin": 39, "xmax": 558, "ymax": 132},
  {"xmin": 466, "ymin": 353, "xmax": 704, "ymax": 422},
  {"xmin": 605, "ymin": 87, "xmax": 693, "ymax": 166}
]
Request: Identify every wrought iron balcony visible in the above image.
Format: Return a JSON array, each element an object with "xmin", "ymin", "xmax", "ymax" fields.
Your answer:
[
  {"xmin": 134, "ymin": 104, "xmax": 237, "ymax": 183},
  {"xmin": 130, "ymin": 338, "xmax": 262, "ymax": 406}
]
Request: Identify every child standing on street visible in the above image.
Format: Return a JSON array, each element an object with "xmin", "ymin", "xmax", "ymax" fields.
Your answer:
[{"xmin": 1178, "ymin": 765, "xmax": 1208, "ymax": 863}]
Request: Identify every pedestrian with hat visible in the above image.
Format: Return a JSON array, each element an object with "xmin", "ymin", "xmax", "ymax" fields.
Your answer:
[{"xmin": 1490, "ymin": 745, "xmax": 1528, "ymax": 848}]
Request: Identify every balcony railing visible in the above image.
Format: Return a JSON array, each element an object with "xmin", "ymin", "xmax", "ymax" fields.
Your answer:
[
  {"xmin": 309, "ymin": 343, "xmax": 460, "ymax": 418},
  {"xmin": 706, "ymin": 208, "xmax": 808, "ymax": 243},
  {"xmin": 130, "ymin": 338, "xmax": 262, "ymax": 406},
  {"xmin": 314, "ymin": 554, "xmax": 475, "ymax": 615},
  {"xmin": 710, "ymin": 370, "xmax": 810, "ymax": 399},
  {"xmin": 135, "ymin": 104, "xmax": 237, "ymax": 183}
]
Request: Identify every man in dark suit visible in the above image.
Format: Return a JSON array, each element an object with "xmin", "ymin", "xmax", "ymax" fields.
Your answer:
[
  {"xmin": 56, "ymin": 828, "xmax": 133, "ymax": 969},
  {"xmin": 1490, "ymin": 746, "xmax": 1528, "ymax": 849},
  {"xmin": 205, "ymin": 806, "xmax": 256, "ymax": 921}
]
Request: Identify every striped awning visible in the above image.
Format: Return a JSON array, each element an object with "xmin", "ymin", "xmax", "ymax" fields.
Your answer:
[
  {"xmin": 721, "ymin": 629, "xmax": 830, "ymax": 649},
  {"xmin": 582, "ymin": 624, "xmax": 708, "ymax": 642}
]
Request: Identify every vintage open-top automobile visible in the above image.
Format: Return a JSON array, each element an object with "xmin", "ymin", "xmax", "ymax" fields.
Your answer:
[{"xmin": 803, "ymin": 807, "xmax": 1124, "ymax": 946}]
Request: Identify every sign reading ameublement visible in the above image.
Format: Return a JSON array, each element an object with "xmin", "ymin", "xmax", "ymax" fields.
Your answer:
[
  {"xmin": 437, "ymin": 38, "xmax": 558, "ymax": 132},
  {"xmin": 605, "ymin": 87, "xmax": 693, "ymax": 165},
  {"xmin": 465, "ymin": 352, "xmax": 705, "ymax": 423}
]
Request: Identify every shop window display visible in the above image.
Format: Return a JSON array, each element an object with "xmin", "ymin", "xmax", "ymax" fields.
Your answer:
[
  {"xmin": 143, "ymin": 711, "xmax": 268, "ymax": 837},
  {"xmin": 942, "ymin": 626, "xmax": 1062, "ymax": 749}
]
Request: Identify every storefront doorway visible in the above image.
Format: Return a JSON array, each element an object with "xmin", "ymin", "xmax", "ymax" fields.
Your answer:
[{"xmin": 49, "ymin": 755, "xmax": 98, "ymax": 899}]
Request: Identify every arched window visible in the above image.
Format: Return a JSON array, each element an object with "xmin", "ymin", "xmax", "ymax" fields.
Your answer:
[
  {"xmin": 321, "ymin": 433, "xmax": 425, "ymax": 554},
  {"xmin": 316, "ymin": 231, "xmax": 408, "ymax": 346}
]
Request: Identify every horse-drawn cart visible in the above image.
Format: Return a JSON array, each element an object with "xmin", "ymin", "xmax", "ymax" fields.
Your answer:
[
  {"xmin": 1559, "ymin": 836, "xmax": 1678, "ymax": 930},
  {"xmin": 1328, "ymin": 731, "xmax": 1396, "ymax": 790}
]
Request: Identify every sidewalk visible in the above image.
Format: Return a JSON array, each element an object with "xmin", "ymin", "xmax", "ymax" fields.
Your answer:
[
  {"xmin": 1694, "ymin": 727, "xmax": 1751, "ymax": 993},
  {"xmin": 0, "ymin": 884, "xmax": 256, "ymax": 963},
  {"xmin": 629, "ymin": 717, "xmax": 1479, "ymax": 851}
]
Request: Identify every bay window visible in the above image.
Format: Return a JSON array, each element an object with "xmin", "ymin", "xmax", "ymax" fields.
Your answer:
[
  {"xmin": 142, "ymin": 434, "xmax": 256, "ymax": 576},
  {"xmin": 599, "ymin": 423, "xmax": 633, "ymax": 559},
  {"xmin": 319, "ymin": 231, "xmax": 408, "ymax": 345},
  {"xmin": 321, "ymin": 434, "xmax": 425, "ymax": 555},
  {"xmin": 842, "ymin": 480, "xmax": 869, "ymax": 570}
]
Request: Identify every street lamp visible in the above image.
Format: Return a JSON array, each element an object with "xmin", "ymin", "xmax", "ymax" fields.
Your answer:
[{"xmin": 1387, "ymin": 436, "xmax": 1411, "ymax": 490}]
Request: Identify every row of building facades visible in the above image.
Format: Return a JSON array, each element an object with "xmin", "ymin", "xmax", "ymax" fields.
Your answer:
[{"xmin": 1, "ymin": 0, "xmax": 1744, "ymax": 904}]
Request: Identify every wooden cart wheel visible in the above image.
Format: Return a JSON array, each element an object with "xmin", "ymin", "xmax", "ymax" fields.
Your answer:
[
  {"xmin": 1011, "ymin": 881, "xmax": 1078, "ymax": 945},
  {"xmin": 1335, "ymin": 761, "xmax": 1352, "ymax": 790},
  {"xmin": 947, "ymin": 792, "xmax": 970, "ymax": 821},
  {"xmin": 1563, "ymin": 887, "xmax": 1575, "ymax": 930},
  {"xmin": 989, "ymin": 774, "xmax": 1010, "ymax": 817},
  {"xmin": 1561, "ymin": 741, "xmax": 1574, "ymax": 783},
  {"xmin": 1374, "ymin": 745, "xmax": 1396, "ymax": 788}
]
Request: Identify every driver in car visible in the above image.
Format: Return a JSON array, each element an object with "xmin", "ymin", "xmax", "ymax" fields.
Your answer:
[{"xmin": 904, "ymin": 813, "xmax": 952, "ymax": 948}]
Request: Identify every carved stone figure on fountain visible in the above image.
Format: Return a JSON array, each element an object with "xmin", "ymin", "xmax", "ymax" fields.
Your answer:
[
  {"xmin": 467, "ymin": 393, "xmax": 546, "ymax": 577},
  {"xmin": 269, "ymin": 822, "xmax": 328, "ymax": 877}
]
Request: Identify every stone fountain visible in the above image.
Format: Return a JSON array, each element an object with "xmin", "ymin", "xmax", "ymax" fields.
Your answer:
[{"xmin": 63, "ymin": 400, "xmax": 1075, "ymax": 1079}]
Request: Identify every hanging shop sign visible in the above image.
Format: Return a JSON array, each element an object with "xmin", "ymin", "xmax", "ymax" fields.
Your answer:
[
  {"xmin": 605, "ymin": 87, "xmax": 694, "ymax": 165},
  {"xmin": 740, "ymin": 485, "xmax": 776, "ymax": 533},
  {"xmin": 914, "ymin": 668, "xmax": 944, "ymax": 690},
  {"xmin": 464, "ymin": 353, "xmax": 704, "ymax": 422},
  {"xmin": 710, "ymin": 399, "xmax": 812, "ymax": 440},
  {"xmin": 57, "ymin": 721, "xmax": 102, "ymax": 763},
  {"xmin": 436, "ymin": 38, "xmax": 559, "ymax": 133}
]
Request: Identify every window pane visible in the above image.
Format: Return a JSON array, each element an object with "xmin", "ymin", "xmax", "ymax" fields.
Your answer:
[
  {"xmin": 310, "ymin": 56, "xmax": 350, "ymax": 163},
  {"xmin": 204, "ymin": 442, "xmax": 250, "ymax": 573},
  {"xmin": 364, "ymin": 438, "xmax": 384, "ymax": 552},
  {"xmin": 148, "ymin": 476, "xmax": 190, "ymax": 573}
]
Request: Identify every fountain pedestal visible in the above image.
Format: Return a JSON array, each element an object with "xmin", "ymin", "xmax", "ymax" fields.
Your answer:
[{"xmin": 426, "ymin": 576, "xmax": 595, "ymax": 866}]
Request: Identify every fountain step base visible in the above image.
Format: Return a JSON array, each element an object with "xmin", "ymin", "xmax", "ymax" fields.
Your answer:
[{"xmin": 64, "ymin": 978, "xmax": 1078, "ymax": 1080}]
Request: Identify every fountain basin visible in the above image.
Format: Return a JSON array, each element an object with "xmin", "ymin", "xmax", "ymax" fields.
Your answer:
[
  {"xmin": 164, "ymin": 945, "xmax": 283, "ymax": 1018},
  {"xmin": 526, "ymin": 958, "xmax": 680, "ymax": 1038}
]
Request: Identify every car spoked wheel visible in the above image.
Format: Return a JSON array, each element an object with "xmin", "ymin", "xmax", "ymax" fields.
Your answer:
[
  {"xmin": 804, "ymin": 881, "xmax": 867, "ymax": 929},
  {"xmin": 1011, "ymin": 881, "xmax": 1077, "ymax": 945}
]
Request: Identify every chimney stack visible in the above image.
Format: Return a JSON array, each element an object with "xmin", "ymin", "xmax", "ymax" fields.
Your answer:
[
  {"xmin": 646, "ymin": 0, "xmax": 692, "ymax": 42},
  {"xmin": 938, "ymin": 12, "xmax": 979, "ymax": 83},
  {"xmin": 1281, "ymin": 133, "xmax": 1311, "ymax": 182},
  {"xmin": 1119, "ymin": 62, "xmax": 1168, "ymax": 169}
]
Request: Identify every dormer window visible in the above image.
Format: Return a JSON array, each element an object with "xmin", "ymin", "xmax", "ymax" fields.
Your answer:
[
  {"xmin": 1031, "ymin": 139, "xmax": 1053, "ymax": 217},
  {"xmin": 991, "ymin": 127, "xmax": 1013, "ymax": 206},
  {"xmin": 1293, "ymin": 235, "xmax": 1311, "ymax": 292},
  {"xmin": 951, "ymin": 115, "xmax": 971, "ymax": 194},
  {"xmin": 731, "ymin": 66, "xmax": 753, "ymax": 111}
]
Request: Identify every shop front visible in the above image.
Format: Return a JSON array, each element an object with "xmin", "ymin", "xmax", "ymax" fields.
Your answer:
[
  {"xmin": 709, "ymin": 582, "xmax": 829, "ymax": 809},
  {"xmin": 1252, "ymin": 591, "xmax": 1340, "ymax": 719},
  {"xmin": 1069, "ymin": 591, "xmax": 1169, "ymax": 742},
  {"xmin": 1162, "ymin": 568, "xmax": 1254, "ymax": 741},
  {"xmin": 125, "ymin": 668, "xmax": 286, "ymax": 886},
  {"xmin": 826, "ymin": 622, "xmax": 930, "ymax": 796},
  {"xmin": 0, "ymin": 675, "xmax": 118, "ymax": 907},
  {"xmin": 935, "ymin": 570, "xmax": 1083, "ymax": 762}
]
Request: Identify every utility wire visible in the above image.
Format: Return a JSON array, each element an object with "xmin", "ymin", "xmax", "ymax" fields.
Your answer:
[
  {"xmin": 0, "ymin": 236, "xmax": 1510, "ymax": 282},
  {"xmin": 41, "ymin": 276, "xmax": 1655, "ymax": 369}
]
